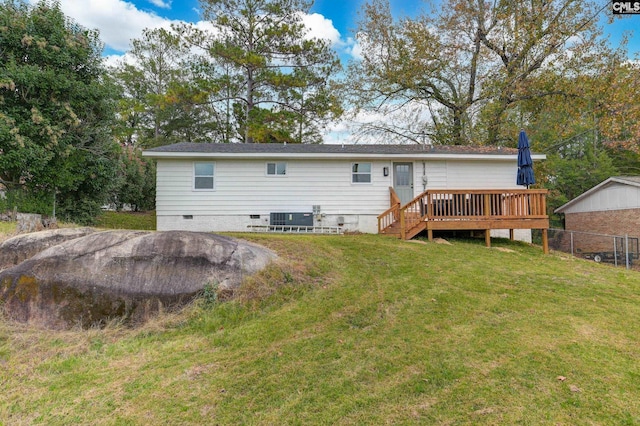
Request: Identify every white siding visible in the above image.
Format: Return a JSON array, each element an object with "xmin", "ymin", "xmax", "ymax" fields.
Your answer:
[
  {"xmin": 155, "ymin": 157, "xmax": 522, "ymax": 233},
  {"xmin": 410, "ymin": 160, "xmax": 519, "ymax": 199},
  {"xmin": 443, "ymin": 160, "xmax": 519, "ymax": 189},
  {"xmin": 416, "ymin": 161, "xmax": 447, "ymax": 191},
  {"xmin": 562, "ymin": 182, "xmax": 640, "ymax": 214},
  {"xmin": 156, "ymin": 159, "xmax": 392, "ymax": 217}
]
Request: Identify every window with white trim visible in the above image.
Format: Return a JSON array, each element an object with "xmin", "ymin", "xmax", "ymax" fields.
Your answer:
[
  {"xmin": 266, "ymin": 161, "xmax": 287, "ymax": 176},
  {"xmin": 194, "ymin": 162, "xmax": 215, "ymax": 190},
  {"xmin": 352, "ymin": 162, "xmax": 372, "ymax": 183}
]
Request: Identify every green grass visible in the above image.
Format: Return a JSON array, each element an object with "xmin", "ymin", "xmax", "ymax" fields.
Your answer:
[
  {"xmin": 0, "ymin": 221, "xmax": 16, "ymax": 236},
  {"xmin": 2, "ymin": 234, "xmax": 640, "ymax": 424},
  {"xmin": 95, "ymin": 211, "xmax": 156, "ymax": 230}
]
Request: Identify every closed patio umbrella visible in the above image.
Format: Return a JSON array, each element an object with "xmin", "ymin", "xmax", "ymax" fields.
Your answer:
[{"xmin": 517, "ymin": 130, "xmax": 535, "ymax": 188}]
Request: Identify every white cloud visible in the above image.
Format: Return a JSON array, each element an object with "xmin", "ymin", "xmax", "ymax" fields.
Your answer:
[
  {"xmin": 102, "ymin": 54, "xmax": 125, "ymax": 68},
  {"xmin": 323, "ymin": 109, "xmax": 389, "ymax": 144},
  {"xmin": 42, "ymin": 0, "xmax": 177, "ymax": 52},
  {"xmin": 299, "ymin": 13, "xmax": 362, "ymax": 61},
  {"xmin": 38, "ymin": 1, "xmax": 358, "ymax": 64},
  {"xmin": 346, "ymin": 36, "xmax": 363, "ymax": 61},
  {"xmin": 102, "ymin": 52, "xmax": 137, "ymax": 68},
  {"xmin": 323, "ymin": 103, "xmax": 435, "ymax": 145},
  {"xmin": 192, "ymin": 20, "xmax": 216, "ymax": 33},
  {"xmin": 148, "ymin": 0, "xmax": 171, "ymax": 9},
  {"xmin": 300, "ymin": 13, "xmax": 341, "ymax": 46}
]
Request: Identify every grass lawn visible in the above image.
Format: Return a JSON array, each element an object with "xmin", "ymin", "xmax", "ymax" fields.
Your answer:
[
  {"xmin": 95, "ymin": 210, "xmax": 156, "ymax": 230},
  {"xmin": 0, "ymin": 221, "xmax": 16, "ymax": 238},
  {"xmin": 1, "ymin": 233, "xmax": 640, "ymax": 424}
]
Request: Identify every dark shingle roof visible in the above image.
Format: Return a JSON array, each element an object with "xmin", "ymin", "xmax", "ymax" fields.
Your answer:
[{"xmin": 145, "ymin": 142, "xmax": 519, "ymax": 156}]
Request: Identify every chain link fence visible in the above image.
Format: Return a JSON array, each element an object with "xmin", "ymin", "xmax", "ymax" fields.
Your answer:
[{"xmin": 547, "ymin": 228, "xmax": 639, "ymax": 269}]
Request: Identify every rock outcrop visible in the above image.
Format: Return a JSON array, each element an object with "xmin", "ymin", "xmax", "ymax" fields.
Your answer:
[
  {"xmin": 0, "ymin": 227, "xmax": 97, "ymax": 270},
  {"xmin": 0, "ymin": 230, "xmax": 276, "ymax": 328}
]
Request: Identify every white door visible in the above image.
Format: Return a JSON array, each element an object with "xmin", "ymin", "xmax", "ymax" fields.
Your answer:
[{"xmin": 393, "ymin": 162, "xmax": 413, "ymax": 205}]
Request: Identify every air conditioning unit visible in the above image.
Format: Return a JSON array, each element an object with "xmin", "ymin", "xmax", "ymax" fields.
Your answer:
[{"xmin": 270, "ymin": 212, "xmax": 313, "ymax": 227}]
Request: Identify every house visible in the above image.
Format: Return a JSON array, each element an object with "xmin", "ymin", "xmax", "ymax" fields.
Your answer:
[
  {"xmin": 555, "ymin": 176, "xmax": 640, "ymax": 237},
  {"xmin": 143, "ymin": 143, "xmax": 548, "ymax": 247}
]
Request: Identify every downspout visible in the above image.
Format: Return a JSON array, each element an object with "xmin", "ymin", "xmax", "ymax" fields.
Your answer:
[{"xmin": 422, "ymin": 161, "xmax": 427, "ymax": 192}]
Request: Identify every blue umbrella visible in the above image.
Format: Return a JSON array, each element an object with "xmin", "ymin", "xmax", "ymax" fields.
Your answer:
[{"xmin": 517, "ymin": 130, "xmax": 535, "ymax": 188}]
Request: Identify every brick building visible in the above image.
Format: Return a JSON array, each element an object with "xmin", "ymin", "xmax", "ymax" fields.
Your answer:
[{"xmin": 554, "ymin": 176, "xmax": 640, "ymax": 255}]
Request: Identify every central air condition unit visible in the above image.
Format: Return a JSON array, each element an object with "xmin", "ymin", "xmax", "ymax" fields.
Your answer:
[{"xmin": 270, "ymin": 212, "xmax": 313, "ymax": 227}]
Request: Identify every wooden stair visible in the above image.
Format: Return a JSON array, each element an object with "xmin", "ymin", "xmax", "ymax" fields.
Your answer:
[
  {"xmin": 380, "ymin": 221, "xmax": 402, "ymax": 237},
  {"xmin": 379, "ymin": 213, "xmax": 425, "ymax": 239}
]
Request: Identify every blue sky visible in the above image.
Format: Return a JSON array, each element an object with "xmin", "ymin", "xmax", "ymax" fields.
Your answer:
[
  {"xmin": 46, "ymin": 0, "xmax": 639, "ymax": 62},
  {"xmin": 133, "ymin": 0, "xmax": 424, "ymax": 35}
]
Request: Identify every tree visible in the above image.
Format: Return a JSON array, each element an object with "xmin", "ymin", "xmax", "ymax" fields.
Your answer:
[
  {"xmin": 190, "ymin": 0, "xmax": 343, "ymax": 143},
  {"xmin": 538, "ymin": 135, "xmax": 618, "ymax": 223},
  {"xmin": 597, "ymin": 61, "xmax": 640, "ymax": 153},
  {"xmin": 0, "ymin": 0, "xmax": 120, "ymax": 223},
  {"xmin": 348, "ymin": 0, "xmax": 482, "ymax": 145},
  {"xmin": 510, "ymin": 54, "xmax": 639, "ymax": 220},
  {"xmin": 109, "ymin": 146, "xmax": 156, "ymax": 212},
  {"xmin": 111, "ymin": 28, "xmax": 220, "ymax": 148},
  {"xmin": 349, "ymin": 0, "xmax": 606, "ymax": 146}
]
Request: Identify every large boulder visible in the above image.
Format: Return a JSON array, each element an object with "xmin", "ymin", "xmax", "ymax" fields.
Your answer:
[
  {"xmin": 0, "ymin": 230, "xmax": 276, "ymax": 329},
  {"xmin": 0, "ymin": 227, "xmax": 97, "ymax": 270}
]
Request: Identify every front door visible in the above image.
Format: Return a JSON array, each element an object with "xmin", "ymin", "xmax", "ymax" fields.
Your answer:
[{"xmin": 393, "ymin": 162, "xmax": 413, "ymax": 205}]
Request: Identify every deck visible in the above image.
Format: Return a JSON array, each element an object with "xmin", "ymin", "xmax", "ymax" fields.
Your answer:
[{"xmin": 378, "ymin": 188, "xmax": 550, "ymax": 253}]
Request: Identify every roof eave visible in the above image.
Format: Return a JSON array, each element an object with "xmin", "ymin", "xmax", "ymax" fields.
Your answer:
[
  {"xmin": 554, "ymin": 176, "xmax": 639, "ymax": 213},
  {"xmin": 142, "ymin": 150, "xmax": 545, "ymax": 161}
]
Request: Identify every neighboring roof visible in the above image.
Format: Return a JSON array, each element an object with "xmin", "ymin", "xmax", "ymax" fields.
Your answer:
[
  {"xmin": 555, "ymin": 176, "xmax": 640, "ymax": 213},
  {"xmin": 143, "ymin": 142, "xmax": 546, "ymax": 161}
]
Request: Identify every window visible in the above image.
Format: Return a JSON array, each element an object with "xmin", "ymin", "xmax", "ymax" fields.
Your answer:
[
  {"xmin": 352, "ymin": 162, "xmax": 372, "ymax": 183},
  {"xmin": 194, "ymin": 162, "xmax": 214, "ymax": 190},
  {"xmin": 267, "ymin": 162, "xmax": 287, "ymax": 176}
]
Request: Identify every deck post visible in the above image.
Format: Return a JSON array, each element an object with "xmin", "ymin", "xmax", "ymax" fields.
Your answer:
[
  {"xmin": 427, "ymin": 229, "xmax": 433, "ymax": 241},
  {"xmin": 509, "ymin": 229, "xmax": 514, "ymax": 241},
  {"xmin": 483, "ymin": 194, "xmax": 490, "ymax": 217},
  {"xmin": 400, "ymin": 209, "xmax": 406, "ymax": 240},
  {"xmin": 485, "ymin": 229, "xmax": 491, "ymax": 247},
  {"xmin": 542, "ymin": 229, "xmax": 549, "ymax": 254}
]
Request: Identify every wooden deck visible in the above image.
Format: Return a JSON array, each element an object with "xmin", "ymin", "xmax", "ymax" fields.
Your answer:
[{"xmin": 378, "ymin": 188, "xmax": 550, "ymax": 253}]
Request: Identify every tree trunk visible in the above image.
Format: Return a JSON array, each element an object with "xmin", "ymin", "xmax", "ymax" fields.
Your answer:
[
  {"xmin": 452, "ymin": 107, "xmax": 463, "ymax": 145},
  {"xmin": 245, "ymin": 68, "xmax": 254, "ymax": 143}
]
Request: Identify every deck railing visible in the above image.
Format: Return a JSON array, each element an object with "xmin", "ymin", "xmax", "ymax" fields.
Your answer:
[
  {"xmin": 379, "ymin": 188, "xmax": 548, "ymax": 237},
  {"xmin": 377, "ymin": 187, "xmax": 402, "ymax": 232},
  {"xmin": 421, "ymin": 189, "xmax": 548, "ymax": 221}
]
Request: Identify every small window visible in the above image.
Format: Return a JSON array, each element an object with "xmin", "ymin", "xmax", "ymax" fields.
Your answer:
[
  {"xmin": 194, "ymin": 162, "xmax": 214, "ymax": 190},
  {"xmin": 267, "ymin": 162, "xmax": 287, "ymax": 176},
  {"xmin": 352, "ymin": 162, "xmax": 372, "ymax": 183}
]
